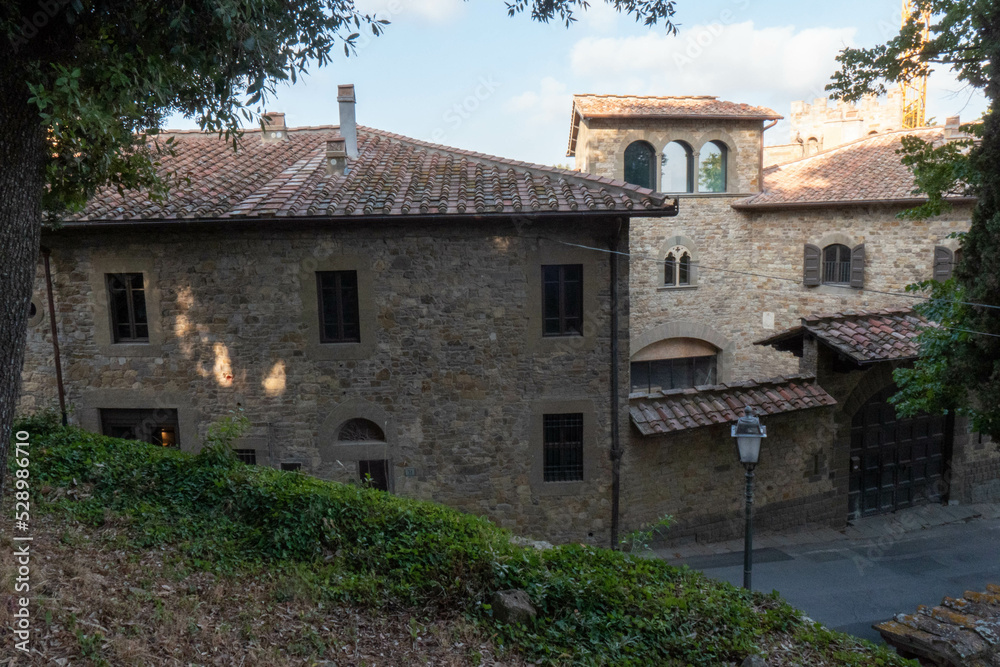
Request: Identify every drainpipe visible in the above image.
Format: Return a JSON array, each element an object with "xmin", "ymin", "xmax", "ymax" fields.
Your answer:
[
  {"xmin": 609, "ymin": 220, "xmax": 623, "ymax": 550},
  {"xmin": 759, "ymin": 119, "xmax": 779, "ymax": 192},
  {"xmin": 40, "ymin": 246, "xmax": 67, "ymax": 426}
]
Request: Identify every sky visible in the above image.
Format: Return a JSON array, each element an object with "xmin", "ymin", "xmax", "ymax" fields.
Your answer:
[{"xmin": 165, "ymin": 0, "xmax": 988, "ymax": 167}]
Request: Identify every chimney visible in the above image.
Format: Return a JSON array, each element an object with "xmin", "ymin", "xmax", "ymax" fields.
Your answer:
[
  {"xmin": 944, "ymin": 115, "xmax": 962, "ymax": 142},
  {"xmin": 261, "ymin": 112, "xmax": 287, "ymax": 142},
  {"xmin": 337, "ymin": 84, "xmax": 358, "ymax": 158},
  {"xmin": 326, "ymin": 137, "xmax": 349, "ymax": 176}
]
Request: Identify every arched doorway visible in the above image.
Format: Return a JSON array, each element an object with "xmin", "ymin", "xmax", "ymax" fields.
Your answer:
[
  {"xmin": 338, "ymin": 418, "xmax": 391, "ymax": 491},
  {"xmin": 849, "ymin": 384, "xmax": 952, "ymax": 518}
]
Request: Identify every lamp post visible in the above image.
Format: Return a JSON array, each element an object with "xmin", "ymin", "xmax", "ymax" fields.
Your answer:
[{"xmin": 731, "ymin": 405, "xmax": 766, "ymax": 590}]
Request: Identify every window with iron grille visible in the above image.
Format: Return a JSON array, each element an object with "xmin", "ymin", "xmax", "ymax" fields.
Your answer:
[
  {"xmin": 317, "ymin": 271, "xmax": 360, "ymax": 343},
  {"xmin": 543, "ymin": 413, "xmax": 584, "ymax": 482},
  {"xmin": 630, "ymin": 355, "xmax": 717, "ymax": 393},
  {"xmin": 100, "ymin": 408, "xmax": 178, "ymax": 447},
  {"xmin": 107, "ymin": 273, "xmax": 149, "ymax": 342},
  {"xmin": 234, "ymin": 449, "xmax": 257, "ymax": 465},
  {"xmin": 822, "ymin": 244, "xmax": 851, "ymax": 285},
  {"xmin": 542, "ymin": 264, "xmax": 583, "ymax": 336}
]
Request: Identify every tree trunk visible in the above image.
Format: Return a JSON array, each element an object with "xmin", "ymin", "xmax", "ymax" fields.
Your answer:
[{"xmin": 0, "ymin": 64, "xmax": 47, "ymax": 502}]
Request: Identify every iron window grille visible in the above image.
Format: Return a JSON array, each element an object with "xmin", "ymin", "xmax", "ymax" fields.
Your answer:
[
  {"xmin": 822, "ymin": 244, "xmax": 852, "ymax": 285},
  {"xmin": 317, "ymin": 270, "xmax": 361, "ymax": 343},
  {"xmin": 542, "ymin": 264, "xmax": 583, "ymax": 336},
  {"xmin": 107, "ymin": 273, "xmax": 149, "ymax": 342},
  {"xmin": 630, "ymin": 355, "xmax": 717, "ymax": 393},
  {"xmin": 234, "ymin": 449, "xmax": 257, "ymax": 465},
  {"xmin": 543, "ymin": 413, "xmax": 584, "ymax": 482}
]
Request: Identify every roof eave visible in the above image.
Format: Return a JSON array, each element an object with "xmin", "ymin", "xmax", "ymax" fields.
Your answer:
[{"xmin": 731, "ymin": 196, "xmax": 977, "ymax": 211}]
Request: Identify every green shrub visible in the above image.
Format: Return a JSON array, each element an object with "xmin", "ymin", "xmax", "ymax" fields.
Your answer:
[{"xmin": 19, "ymin": 425, "xmax": 915, "ymax": 666}]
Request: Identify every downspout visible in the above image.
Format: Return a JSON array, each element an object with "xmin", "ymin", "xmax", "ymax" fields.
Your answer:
[
  {"xmin": 759, "ymin": 119, "xmax": 779, "ymax": 192},
  {"xmin": 40, "ymin": 246, "xmax": 67, "ymax": 426},
  {"xmin": 609, "ymin": 219, "xmax": 623, "ymax": 550}
]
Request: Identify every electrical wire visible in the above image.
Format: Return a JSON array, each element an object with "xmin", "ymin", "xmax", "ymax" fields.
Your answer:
[{"xmin": 542, "ymin": 237, "xmax": 1000, "ymax": 339}]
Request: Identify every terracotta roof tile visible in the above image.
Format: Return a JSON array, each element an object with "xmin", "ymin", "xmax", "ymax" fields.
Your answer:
[
  {"xmin": 630, "ymin": 375, "xmax": 836, "ymax": 436},
  {"xmin": 734, "ymin": 127, "xmax": 974, "ymax": 208},
  {"xmin": 755, "ymin": 308, "xmax": 933, "ymax": 363},
  {"xmin": 69, "ymin": 125, "xmax": 678, "ymax": 225}
]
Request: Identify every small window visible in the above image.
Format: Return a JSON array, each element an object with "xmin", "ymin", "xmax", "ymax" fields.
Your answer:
[
  {"xmin": 107, "ymin": 273, "xmax": 148, "ymax": 343},
  {"xmin": 661, "ymin": 141, "xmax": 694, "ymax": 193},
  {"xmin": 933, "ymin": 246, "xmax": 956, "ymax": 281},
  {"xmin": 359, "ymin": 459, "xmax": 390, "ymax": 491},
  {"xmin": 234, "ymin": 449, "xmax": 257, "ymax": 465},
  {"xmin": 623, "ymin": 141, "xmax": 656, "ymax": 189},
  {"xmin": 317, "ymin": 270, "xmax": 360, "ymax": 343},
  {"xmin": 543, "ymin": 413, "xmax": 584, "ymax": 482},
  {"xmin": 630, "ymin": 356, "xmax": 717, "ymax": 393},
  {"xmin": 542, "ymin": 264, "xmax": 583, "ymax": 337},
  {"xmin": 280, "ymin": 462, "xmax": 302, "ymax": 472},
  {"xmin": 338, "ymin": 418, "xmax": 385, "ymax": 442},
  {"xmin": 698, "ymin": 141, "xmax": 727, "ymax": 193},
  {"xmin": 28, "ymin": 302, "xmax": 37, "ymax": 318},
  {"xmin": 822, "ymin": 244, "xmax": 852, "ymax": 285},
  {"xmin": 664, "ymin": 245, "xmax": 693, "ymax": 287},
  {"xmin": 100, "ymin": 408, "xmax": 179, "ymax": 447}
]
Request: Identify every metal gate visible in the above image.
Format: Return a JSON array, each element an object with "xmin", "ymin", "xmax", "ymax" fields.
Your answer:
[{"xmin": 849, "ymin": 384, "xmax": 952, "ymax": 518}]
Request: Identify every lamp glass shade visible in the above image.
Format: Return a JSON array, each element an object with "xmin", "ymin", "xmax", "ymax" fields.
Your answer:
[{"xmin": 736, "ymin": 435, "xmax": 761, "ymax": 464}]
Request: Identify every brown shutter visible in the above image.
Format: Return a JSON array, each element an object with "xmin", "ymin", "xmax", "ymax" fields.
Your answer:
[
  {"xmin": 850, "ymin": 243, "xmax": 865, "ymax": 288},
  {"xmin": 803, "ymin": 244, "xmax": 821, "ymax": 286},
  {"xmin": 933, "ymin": 246, "xmax": 954, "ymax": 282}
]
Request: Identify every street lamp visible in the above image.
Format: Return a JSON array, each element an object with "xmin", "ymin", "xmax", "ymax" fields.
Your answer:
[{"xmin": 731, "ymin": 406, "xmax": 766, "ymax": 590}]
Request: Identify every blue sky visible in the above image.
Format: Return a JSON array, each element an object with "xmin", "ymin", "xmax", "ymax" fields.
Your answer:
[{"xmin": 166, "ymin": 0, "xmax": 987, "ymax": 166}]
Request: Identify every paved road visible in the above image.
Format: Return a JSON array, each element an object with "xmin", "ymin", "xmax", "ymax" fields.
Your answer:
[{"xmin": 669, "ymin": 517, "xmax": 1000, "ymax": 643}]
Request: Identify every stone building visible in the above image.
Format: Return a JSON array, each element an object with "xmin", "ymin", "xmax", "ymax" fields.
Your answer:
[
  {"xmin": 17, "ymin": 85, "xmax": 680, "ymax": 545},
  {"xmin": 568, "ymin": 93, "xmax": 999, "ymax": 544}
]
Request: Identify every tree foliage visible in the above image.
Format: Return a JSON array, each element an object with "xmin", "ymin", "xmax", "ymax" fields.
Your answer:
[{"xmin": 828, "ymin": 0, "xmax": 1000, "ymax": 437}]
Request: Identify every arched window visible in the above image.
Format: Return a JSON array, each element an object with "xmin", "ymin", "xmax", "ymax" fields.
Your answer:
[
  {"xmin": 806, "ymin": 137, "xmax": 820, "ymax": 156},
  {"xmin": 664, "ymin": 245, "xmax": 692, "ymax": 287},
  {"xmin": 630, "ymin": 338, "xmax": 719, "ymax": 393},
  {"xmin": 338, "ymin": 418, "xmax": 385, "ymax": 442},
  {"xmin": 661, "ymin": 141, "xmax": 694, "ymax": 193},
  {"xmin": 623, "ymin": 141, "xmax": 655, "ymax": 189},
  {"xmin": 822, "ymin": 244, "xmax": 852, "ymax": 285},
  {"xmin": 698, "ymin": 141, "xmax": 727, "ymax": 193}
]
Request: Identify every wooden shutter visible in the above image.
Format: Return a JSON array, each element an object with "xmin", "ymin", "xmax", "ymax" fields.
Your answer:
[
  {"xmin": 850, "ymin": 243, "xmax": 865, "ymax": 288},
  {"xmin": 933, "ymin": 246, "xmax": 954, "ymax": 282},
  {"xmin": 803, "ymin": 244, "xmax": 821, "ymax": 286}
]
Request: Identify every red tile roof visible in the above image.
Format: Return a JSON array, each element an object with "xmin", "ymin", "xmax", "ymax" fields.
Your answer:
[
  {"xmin": 734, "ymin": 127, "xmax": 973, "ymax": 208},
  {"xmin": 68, "ymin": 126, "xmax": 679, "ymax": 224},
  {"xmin": 755, "ymin": 308, "xmax": 932, "ymax": 364},
  {"xmin": 629, "ymin": 375, "xmax": 836, "ymax": 436},
  {"xmin": 567, "ymin": 94, "xmax": 781, "ymax": 156}
]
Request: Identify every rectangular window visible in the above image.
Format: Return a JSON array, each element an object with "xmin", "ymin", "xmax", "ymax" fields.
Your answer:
[
  {"xmin": 280, "ymin": 462, "xmax": 302, "ymax": 472},
  {"xmin": 359, "ymin": 459, "xmax": 390, "ymax": 491},
  {"xmin": 106, "ymin": 273, "xmax": 149, "ymax": 342},
  {"xmin": 543, "ymin": 413, "xmax": 584, "ymax": 482},
  {"xmin": 630, "ymin": 356, "xmax": 718, "ymax": 393},
  {"xmin": 542, "ymin": 264, "xmax": 583, "ymax": 337},
  {"xmin": 100, "ymin": 408, "xmax": 178, "ymax": 447},
  {"xmin": 317, "ymin": 271, "xmax": 360, "ymax": 343},
  {"xmin": 234, "ymin": 449, "xmax": 257, "ymax": 465}
]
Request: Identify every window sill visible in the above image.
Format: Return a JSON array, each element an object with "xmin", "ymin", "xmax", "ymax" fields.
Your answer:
[{"xmin": 657, "ymin": 285, "xmax": 698, "ymax": 292}]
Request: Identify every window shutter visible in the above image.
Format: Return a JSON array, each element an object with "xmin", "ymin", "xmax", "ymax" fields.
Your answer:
[
  {"xmin": 850, "ymin": 243, "xmax": 865, "ymax": 288},
  {"xmin": 933, "ymin": 246, "xmax": 954, "ymax": 282},
  {"xmin": 803, "ymin": 244, "xmax": 821, "ymax": 286}
]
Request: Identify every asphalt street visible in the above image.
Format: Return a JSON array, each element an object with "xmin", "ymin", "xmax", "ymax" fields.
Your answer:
[{"xmin": 670, "ymin": 517, "xmax": 1000, "ymax": 643}]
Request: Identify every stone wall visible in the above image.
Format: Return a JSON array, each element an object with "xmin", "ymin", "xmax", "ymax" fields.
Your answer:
[
  {"xmin": 629, "ymin": 202, "xmax": 973, "ymax": 380},
  {"xmin": 18, "ymin": 217, "xmax": 631, "ymax": 545},
  {"xmin": 620, "ymin": 406, "xmax": 842, "ymax": 545}
]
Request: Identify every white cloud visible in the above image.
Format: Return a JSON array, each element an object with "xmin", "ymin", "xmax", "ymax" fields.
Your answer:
[
  {"xmin": 506, "ymin": 77, "xmax": 570, "ymax": 122},
  {"xmin": 353, "ymin": 0, "xmax": 464, "ymax": 23},
  {"xmin": 569, "ymin": 21, "xmax": 857, "ymax": 100}
]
